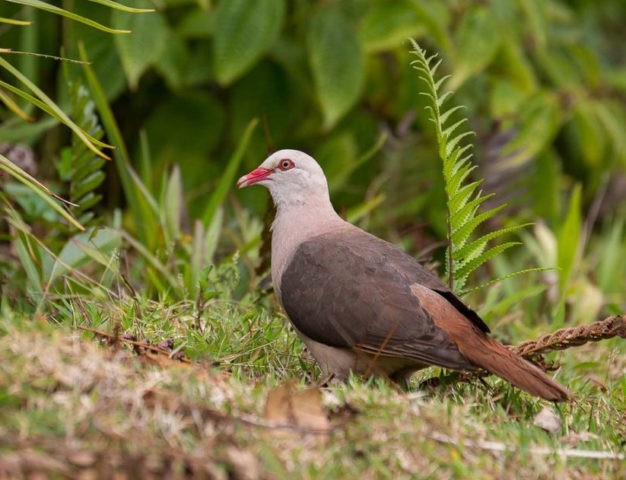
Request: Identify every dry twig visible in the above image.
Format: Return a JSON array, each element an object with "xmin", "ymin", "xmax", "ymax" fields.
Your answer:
[{"xmin": 512, "ymin": 314, "xmax": 626, "ymax": 358}]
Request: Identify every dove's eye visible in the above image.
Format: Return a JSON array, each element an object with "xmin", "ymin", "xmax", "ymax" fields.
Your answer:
[{"xmin": 278, "ymin": 159, "xmax": 294, "ymax": 171}]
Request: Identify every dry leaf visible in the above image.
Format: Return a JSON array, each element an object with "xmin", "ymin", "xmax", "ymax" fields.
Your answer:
[
  {"xmin": 264, "ymin": 382, "xmax": 330, "ymax": 432},
  {"xmin": 224, "ymin": 445, "xmax": 262, "ymax": 480},
  {"xmin": 533, "ymin": 407, "xmax": 561, "ymax": 434}
]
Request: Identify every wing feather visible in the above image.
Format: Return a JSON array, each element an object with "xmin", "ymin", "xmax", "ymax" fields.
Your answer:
[{"xmin": 279, "ymin": 229, "xmax": 479, "ymax": 371}]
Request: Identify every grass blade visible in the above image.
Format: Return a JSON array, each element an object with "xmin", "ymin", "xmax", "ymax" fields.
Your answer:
[
  {"xmin": 87, "ymin": 0, "xmax": 154, "ymax": 13},
  {"xmin": 79, "ymin": 43, "xmax": 158, "ymax": 246},
  {"xmin": 6, "ymin": 0, "xmax": 131, "ymax": 34},
  {"xmin": 201, "ymin": 118, "xmax": 259, "ymax": 224},
  {"xmin": 0, "ymin": 57, "xmax": 111, "ymax": 158},
  {"xmin": 1, "ymin": 153, "xmax": 84, "ymax": 231}
]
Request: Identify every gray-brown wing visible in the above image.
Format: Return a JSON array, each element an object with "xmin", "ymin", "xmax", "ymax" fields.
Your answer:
[
  {"xmin": 347, "ymin": 230, "xmax": 489, "ymax": 333},
  {"xmin": 279, "ymin": 230, "xmax": 477, "ymax": 370}
]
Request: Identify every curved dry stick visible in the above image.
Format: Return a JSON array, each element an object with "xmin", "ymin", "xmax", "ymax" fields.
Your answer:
[{"xmin": 511, "ymin": 314, "xmax": 626, "ymax": 358}]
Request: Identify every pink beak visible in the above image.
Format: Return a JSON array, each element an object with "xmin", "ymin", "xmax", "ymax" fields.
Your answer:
[{"xmin": 237, "ymin": 167, "xmax": 273, "ymax": 188}]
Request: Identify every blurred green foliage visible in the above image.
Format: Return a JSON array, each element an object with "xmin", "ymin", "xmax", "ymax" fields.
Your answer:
[{"xmin": 0, "ymin": 0, "xmax": 625, "ymax": 319}]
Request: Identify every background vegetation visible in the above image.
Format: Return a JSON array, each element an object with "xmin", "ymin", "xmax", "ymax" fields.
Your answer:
[{"xmin": 0, "ymin": 0, "xmax": 624, "ymax": 477}]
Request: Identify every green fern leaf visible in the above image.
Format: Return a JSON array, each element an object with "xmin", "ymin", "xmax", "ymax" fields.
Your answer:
[
  {"xmin": 450, "ymin": 190, "xmax": 493, "ymax": 226},
  {"xmin": 442, "ymin": 118, "xmax": 468, "ymax": 140},
  {"xmin": 454, "ymin": 224, "xmax": 531, "ymax": 262},
  {"xmin": 410, "ymin": 40, "xmax": 539, "ymax": 291},
  {"xmin": 455, "ymin": 242, "xmax": 521, "ymax": 291},
  {"xmin": 59, "ymin": 81, "xmax": 106, "ymax": 226},
  {"xmin": 437, "ymin": 90, "xmax": 454, "ymax": 108},
  {"xmin": 447, "ymin": 169, "xmax": 478, "ymax": 201},
  {"xmin": 451, "ymin": 205, "xmax": 506, "ymax": 247},
  {"xmin": 445, "ymin": 132, "xmax": 474, "ymax": 159},
  {"xmin": 439, "ymin": 105, "xmax": 466, "ymax": 126}
]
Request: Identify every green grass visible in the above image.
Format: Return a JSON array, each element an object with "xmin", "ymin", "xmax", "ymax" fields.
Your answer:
[{"xmin": 1, "ymin": 295, "xmax": 624, "ymax": 479}]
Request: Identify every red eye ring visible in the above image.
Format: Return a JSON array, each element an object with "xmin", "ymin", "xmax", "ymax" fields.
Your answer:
[{"xmin": 278, "ymin": 159, "xmax": 294, "ymax": 171}]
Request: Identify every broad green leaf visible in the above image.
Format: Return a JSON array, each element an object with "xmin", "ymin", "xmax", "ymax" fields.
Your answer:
[
  {"xmin": 478, "ymin": 283, "xmax": 546, "ymax": 318},
  {"xmin": 4, "ymin": 183, "xmax": 60, "ymax": 223},
  {"xmin": 308, "ymin": 6, "xmax": 364, "ymax": 128},
  {"xmin": 346, "ymin": 194, "xmax": 385, "ymax": 225},
  {"xmin": 155, "ymin": 33, "xmax": 191, "ymax": 90},
  {"xmin": 177, "ymin": 8, "xmax": 213, "ymax": 38},
  {"xmin": 121, "ymin": 231, "xmax": 184, "ymax": 295},
  {"xmin": 594, "ymin": 100, "xmax": 626, "ymax": 165},
  {"xmin": 535, "ymin": 48, "xmax": 582, "ymax": 89},
  {"xmin": 204, "ymin": 209, "xmax": 223, "ymax": 267},
  {"xmin": 230, "ymin": 61, "xmax": 303, "ymax": 147},
  {"xmin": 79, "ymin": 44, "xmax": 159, "ymax": 247},
  {"xmin": 201, "ymin": 118, "xmax": 258, "ymax": 225},
  {"xmin": 49, "ymin": 228, "xmax": 122, "ymax": 283},
  {"xmin": 597, "ymin": 220, "xmax": 624, "ymax": 294},
  {"xmin": 214, "ymin": 0, "xmax": 284, "ymax": 85},
  {"xmin": 500, "ymin": 91, "xmax": 561, "ymax": 168},
  {"xmin": 448, "ymin": 6, "xmax": 501, "ymax": 90},
  {"xmin": 74, "ymin": 24, "xmax": 126, "ymax": 100},
  {"xmin": 557, "ymin": 184, "xmax": 582, "ymax": 292},
  {"xmin": 530, "ymin": 151, "xmax": 561, "ymax": 224},
  {"xmin": 14, "ymin": 230, "xmax": 44, "ymax": 295},
  {"xmin": 411, "ymin": 0, "xmax": 453, "ymax": 51},
  {"xmin": 315, "ymin": 133, "xmax": 358, "ymax": 190},
  {"xmin": 569, "ymin": 44, "xmax": 602, "ymax": 88},
  {"xmin": 493, "ymin": 40, "xmax": 537, "ymax": 93},
  {"xmin": 572, "ymin": 101, "xmax": 605, "ymax": 167},
  {"xmin": 489, "ymin": 80, "xmax": 527, "ymax": 118},
  {"xmin": 112, "ymin": 3, "xmax": 168, "ymax": 89},
  {"xmin": 359, "ymin": 0, "xmax": 426, "ymax": 53},
  {"xmin": 145, "ymin": 91, "xmax": 224, "ymax": 163},
  {"xmin": 518, "ymin": 0, "xmax": 548, "ymax": 50},
  {"xmin": 161, "ymin": 165, "xmax": 184, "ymax": 244}
]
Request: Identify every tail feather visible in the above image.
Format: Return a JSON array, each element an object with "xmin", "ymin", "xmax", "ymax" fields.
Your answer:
[
  {"xmin": 409, "ymin": 282, "xmax": 572, "ymax": 401},
  {"xmin": 459, "ymin": 336, "xmax": 572, "ymax": 402}
]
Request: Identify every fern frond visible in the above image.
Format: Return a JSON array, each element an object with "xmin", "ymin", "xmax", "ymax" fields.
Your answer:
[
  {"xmin": 447, "ymin": 169, "xmax": 479, "ymax": 202},
  {"xmin": 449, "ymin": 190, "xmax": 492, "ymax": 226},
  {"xmin": 410, "ymin": 40, "xmax": 534, "ymax": 292},
  {"xmin": 439, "ymin": 105, "xmax": 466, "ymax": 126},
  {"xmin": 456, "ymin": 242, "xmax": 521, "ymax": 287},
  {"xmin": 451, "ymin": 205, "xmax": 506, "ymax": 248},
  {"xmin": 461, "ymin": 267, "xmax": 553, "ymax": 295},
  {"xmin": 454, "ymin": 224, "xmax": 532, "ymax": 262},
  {"xmin": 58, "ymin": 81, "xmax": 105, "ymax": 227}
]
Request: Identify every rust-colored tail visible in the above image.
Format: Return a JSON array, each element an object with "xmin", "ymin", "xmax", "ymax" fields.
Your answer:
[
  {"xmin": 459, "ymin": 336, "xmax": 572, "ymax": 402},
  {"xmin": 411, "ymin": 282, "xmax": 572, "ymax": 401}
]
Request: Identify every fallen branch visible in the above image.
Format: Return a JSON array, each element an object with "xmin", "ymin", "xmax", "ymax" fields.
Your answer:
[
  {"xmin": 78, "ymin": 325, "xmax": 192, "ymax": 364},
  {"xmin": 512, "ymin": 314, "xmax": 626, "ymax": 358},
  {"xmin": 429, "ymin": 431, "xmax": 626, "ymax": 460}
]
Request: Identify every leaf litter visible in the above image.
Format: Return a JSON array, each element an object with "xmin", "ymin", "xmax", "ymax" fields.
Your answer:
[{"xmin": 0, "ymin": 315, "xmax": 624, "ymax": 478}]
